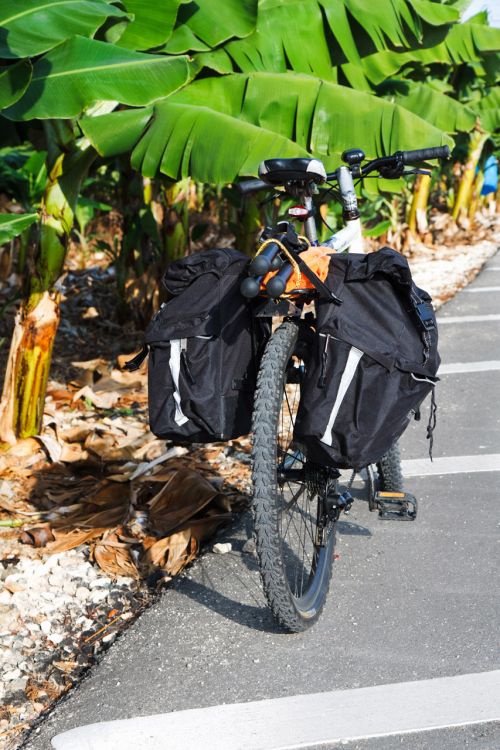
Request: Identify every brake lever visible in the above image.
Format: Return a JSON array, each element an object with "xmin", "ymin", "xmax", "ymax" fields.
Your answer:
[{"xmin": 403, "ymin": 169, "xmax": 431, "ymax": 177}]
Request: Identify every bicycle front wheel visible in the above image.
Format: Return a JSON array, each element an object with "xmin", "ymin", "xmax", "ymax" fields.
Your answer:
[{"xmin": 252, "ymin": 320, "xmax": 337, "ymax": 632}]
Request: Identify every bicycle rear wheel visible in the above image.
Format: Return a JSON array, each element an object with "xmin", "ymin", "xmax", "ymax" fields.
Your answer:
[
  {"xmin": 252, "ymin": 320, "xmax": 338, "ymax": 632},
  {"xmin": 377, "ymin": 442, "xmax": 404, "ymax": 491}
]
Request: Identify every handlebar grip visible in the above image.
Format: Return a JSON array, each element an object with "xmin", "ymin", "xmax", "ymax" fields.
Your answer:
[
  {"xmin": 237, "ymin": 178, "xmax": 269, "ymax": 196},
  {"xmin": 266, "ymin": 263, "xmax": 293, "ymax": 299},
  {"xmin": 400, "ymin": 146, "xmax": 450, "ymax": 165},
  {"xmin": 240, "ymin": 276, "xmax": 263, "ymax": 298},
  {"xmin": 249, "ymin": 242, "xmax": 281, "ymax": 276}
]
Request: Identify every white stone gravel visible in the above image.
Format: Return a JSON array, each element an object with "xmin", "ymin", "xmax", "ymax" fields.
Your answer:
[{"xmin": 0, "ymin": 547, "xmax": 147, "ymax": 747}]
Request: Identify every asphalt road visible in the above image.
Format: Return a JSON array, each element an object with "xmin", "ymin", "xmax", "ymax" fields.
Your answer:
[{"xmin": 24, "ymin": 253, "xmax": 500, "ymax": 750}]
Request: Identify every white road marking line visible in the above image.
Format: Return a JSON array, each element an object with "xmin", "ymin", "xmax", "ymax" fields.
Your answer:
[
  {"xmin": 51, "ymin": 671, "xmax": 500, "ymax": 750},
  {"xmin": 439, "ymin": 360, "xmax": 500, "ymax": 374},
  {"xmin": 438, "ymin": 314, "xmax": 500, "ymax": 324},
  {"xmin": 484, "ymin": 266, "xmax": 500, "ymax": 271},
  {"xmin": 402, "ymin": 454, "xmax": 500, "ymax": 477},
  {"xmin": 463, "ymin": 286, "xmax": 500, "ymax": 293}
]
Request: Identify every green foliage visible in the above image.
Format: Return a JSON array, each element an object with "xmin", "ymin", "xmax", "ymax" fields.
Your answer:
[
  {"xmin": 354, "ymin": 21, "xmax": 500, "ymax": 86},
  {"xmin": 0, "ymin": 60, "xmax": 32, "ymax": 108},
  {"xmin": 474, "ymin": 88, "xmax": 500, "ymax": 132},
  {"xmin": 165, "ymin": 0, "xmax": 258, "ymax": 52},
  {"xmin": 200, "ymin": 0, "xmax": 460, "ymax": 77},
  {"xmin": 82, "ymin": 72, "xmax": 452, "ymax": 182},
  {"xmin": 381, "ymin": 81, "xmax": 477, "ymax": 133},
  {"xmin": 4, "ymin": 37, "xmax": 191, "ymax": 120},
  {"xmin": 81, "ymin": 99, "xmax": 307, "ymax": 183},
  {"xmin": 114, "ymin": 0, "xmax": 185, "ymax": 50},
  {"xmin": 0, "ymin": 212, "xmax": 38, "ymax": 244},
  {"xmin": 362, "ymin": 219, "xmax": 392, "ymax": 238},
  {"xmin": 0, "ymin": 144, "xmax": 47, "ymax": 207},
  {"xmin": 74, "ymin": 195, "xmax": 112, "ymax": 238},
  {"xmin": 0, "ymin": 0, "xmax": 127, "ymax": 58}
]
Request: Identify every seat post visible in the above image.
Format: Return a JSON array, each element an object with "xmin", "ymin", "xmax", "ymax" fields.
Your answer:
[{"xmin": 303, "ymin": 195, "xmax": 318, "ymax": 245}]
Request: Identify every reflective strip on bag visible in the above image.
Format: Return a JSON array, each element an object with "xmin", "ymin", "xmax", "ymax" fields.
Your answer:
[
  {"xmin": 169, "ymin": 339, "xmax": 190, "ymax": 426},
  {"xmin": 320, "ymin": 345, "xmax": 364, "ymax": 446}
]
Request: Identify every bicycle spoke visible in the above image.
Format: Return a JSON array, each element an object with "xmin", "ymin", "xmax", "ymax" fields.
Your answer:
[{"xmin": 252, "ymin": 320, "xmax": 337, "ymax": 630}]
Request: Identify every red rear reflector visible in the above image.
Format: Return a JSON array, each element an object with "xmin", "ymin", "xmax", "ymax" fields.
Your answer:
[{"xmin": 288, "ymin": 205, "xmax": 309, "ymax": 218}]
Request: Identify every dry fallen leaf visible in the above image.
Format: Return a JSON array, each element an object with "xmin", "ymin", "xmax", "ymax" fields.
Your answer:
[
  {"xmin": 53, "ymin": 661, "xmax": 78, "ymax": 673},
  {"xmin": 148, "ymin": 469, "xmax": 219, "ymax": 536},
  {"xmin": 72, "ymin": 385, "xmax": 121, "ymax": 410},
  {"xmin": 59, "ymin": 425, "xmax": 94, "ymax": 443},
  {"xmin": 47, "ymin": 528, "xmax": 108, "ymax": 553},
  {"xmin": 142, "ymin": 529, "xmax": 196, "ymax": 576},
  {"xmin": 92, "ymin": 530, "xmax": 139, "ymax": 578},
  {"xmin": 60, "ymin": 443, "xmax": 89, "ymax": 463},
  {"xmin": 5, "ymin": 438, "xmax": 42, "ymax": 458},
  {"xmin": 35, "ymin": 434, "xmax": 63, "ymax": 463},
  {"xmin": 20, "ymin": 526, "xmax": 55, "ymax": 548}
]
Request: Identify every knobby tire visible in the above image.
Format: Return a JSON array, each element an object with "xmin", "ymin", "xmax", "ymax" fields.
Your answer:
[{"xmin": 252, "ymin": 320, "xmax": 336, "ymax": 632}]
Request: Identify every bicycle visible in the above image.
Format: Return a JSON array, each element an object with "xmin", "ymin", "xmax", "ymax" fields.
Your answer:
[{"xmin": 238, "ymin": 146, "xmax": 449, "ymax": 632}]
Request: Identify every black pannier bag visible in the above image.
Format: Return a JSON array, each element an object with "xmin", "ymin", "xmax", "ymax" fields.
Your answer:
[
  {"xmin": 293, "ymin": 247, "xmax": 440, "ymax": 470},
  {"xmin": 134, "ymin": 248, "xmax": 265, "ymax": 443}
]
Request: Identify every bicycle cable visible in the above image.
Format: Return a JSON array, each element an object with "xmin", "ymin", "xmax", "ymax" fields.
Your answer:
[{"xmin": 317, "ymin": 182, "xmax": 341, "ymax": 234}]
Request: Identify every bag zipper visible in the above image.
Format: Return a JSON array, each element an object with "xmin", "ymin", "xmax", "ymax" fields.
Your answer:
[{"xmin": 319, "ymin": 333, "xmax": 331, "ymax": 388}]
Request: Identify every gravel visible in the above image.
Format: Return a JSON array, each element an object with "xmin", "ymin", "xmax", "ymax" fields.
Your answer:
[{"xmin": 0, "ymin": 548, "xmax": 150, "ymax": 748}]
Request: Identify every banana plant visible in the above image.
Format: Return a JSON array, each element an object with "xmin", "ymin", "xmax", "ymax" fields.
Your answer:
[
  {"xmin": 180, "ymin": 0, "xmax": 460, "ymax": 78},
  {"xmin": 80, "ymin": 72, "xmax": 452, "ymax": 184}
]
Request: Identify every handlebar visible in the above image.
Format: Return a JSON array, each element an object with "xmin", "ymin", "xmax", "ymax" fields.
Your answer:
[
  {"xmin": 400, "ymin": 146, "xmax": 450, "ymax": 165},
  {"xmin": 361, "ymin": 145, "xmax": 450, "ymax": 177},
  {"xmin": 237, "ymin": 145, "xmax": 451, "ymax": 195}
]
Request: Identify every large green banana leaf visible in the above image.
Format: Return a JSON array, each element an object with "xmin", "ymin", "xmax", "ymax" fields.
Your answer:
[
  {"xmin": 355, "ymin": 22, "xmax": 500, "ymax": 85},
  {"xmin": 163, "ymin": 0, "xmax": 258, "ymax": 53},
  {"xmin": 0, "ymin": 60, "xmax": 32, "ymax": 109},
  {"xmin": 475, "ymin": 88, "xmax": 500, "ymax": 132},
  {"xmin": 3, "ymin": 36, "xmax": 190, "ymax": 120},
  {"xmin": 0, "ymin": 0, "xmax": 127, "ymax": 59},
  {"xmin": 0, "ymin": 213, "xmax": 38, "ymax": 245},
  {"xmin": 382, "ymin": 81, "xmax": 477, "ymax": 133},
  {"xmin": 81, "ymin": 72, "xmax": 452, "ymax": 183},
  {"xmin": 177, "ymin": 0, "xmax": 458, "ymax": 77},
  {"xmin": 81, "ymin": 102, "xmax": 309, "ymax": 183},
  {"xmin": 114, "ymin": 0, "xmax": 186, "ymax": 51},
  {"xmin": 320, "ymin": 0, "xmax": 458, "ymax": 65}
]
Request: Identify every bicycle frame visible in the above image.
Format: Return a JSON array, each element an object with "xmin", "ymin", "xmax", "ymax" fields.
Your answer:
[{"xmin": 299, "ymin": 165, "xmax": 364, "ymax": 253}]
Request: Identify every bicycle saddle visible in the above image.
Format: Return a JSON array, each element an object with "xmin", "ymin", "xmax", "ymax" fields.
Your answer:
[{"xmin": 258, "ymin": 158, "xmax": 327, "ymax": 185}]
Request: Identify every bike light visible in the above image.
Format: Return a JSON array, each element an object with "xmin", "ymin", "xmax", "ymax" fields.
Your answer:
[{"xmin": 288, "ymin": 205, "xmax": 310, "ymax": 219}]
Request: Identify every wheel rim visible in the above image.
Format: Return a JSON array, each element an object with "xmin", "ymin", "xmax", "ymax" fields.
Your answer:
[{"xmin": 276, "ymin": 354, "xmax": 336, "ymax": 613}]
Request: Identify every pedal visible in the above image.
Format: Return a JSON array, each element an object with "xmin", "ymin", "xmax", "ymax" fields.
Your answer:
[{"xmin": 374, "ymin": 491, "xmax": 418, "ymax": 521}]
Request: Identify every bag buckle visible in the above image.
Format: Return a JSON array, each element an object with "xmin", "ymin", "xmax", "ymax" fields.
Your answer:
[{"xmin": 415, "ymin": 302, "xmax": 435, "ymax": 330}]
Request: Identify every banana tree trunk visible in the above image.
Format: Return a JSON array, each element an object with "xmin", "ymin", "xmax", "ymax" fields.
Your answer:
[
  {"xmin": 233, "ymin": 194, "xmax": 262, "ymax": 256},
  {"xmin": 0, "ymin": 292, "xmax": 60, "ymax": 443},
  {"xmin": 408, "ymin": 174, "xmax": 431, "ymax": 236},
  {"xmin": 468, "ymin": 170, "xmax": 484, "ymax": 222},
  {"xmin": 452, "ymin": 129, "xmax": 488, "ymax": 223},
  {"xmin": 0, "ymin": 143, "xmax": 95, "ymax": 443}
]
